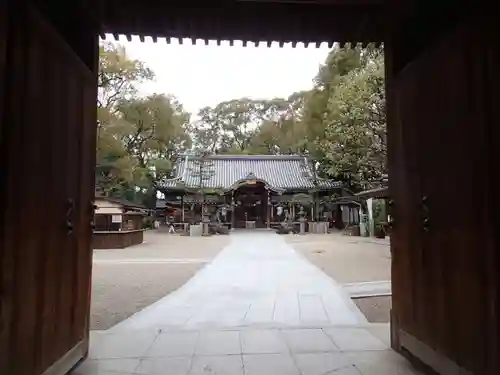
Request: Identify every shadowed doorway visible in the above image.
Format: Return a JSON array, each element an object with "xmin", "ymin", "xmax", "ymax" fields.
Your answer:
[{"xmin": 233, "ymin": 181, "xmax": 269, "ymax": 228}]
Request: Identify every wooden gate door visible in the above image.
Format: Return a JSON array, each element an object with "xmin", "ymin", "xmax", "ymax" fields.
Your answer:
[
  {"xmin": 0, "ymin": 3, "xmax": 96, "ymax": 375},
  {"xmin": 388, "ymin": 17, "xmax": 498, "ymax": 375}
]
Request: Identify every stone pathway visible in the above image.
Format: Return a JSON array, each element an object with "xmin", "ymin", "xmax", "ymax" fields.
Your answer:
[
  {"xmin": 74, "ymin": 232, "xmax": 423, "ymax": 375},
  {"xmin": 109, "ymin": 231, "xmax": 365, "ymax": 332}
]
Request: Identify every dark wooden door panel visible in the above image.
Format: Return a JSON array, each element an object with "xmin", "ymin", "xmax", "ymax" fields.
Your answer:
[
  {"xmin": 387, "ymin": 45, "xmax": 426, "ymax": 344},
  {"xmin": 0, "ymin": 3, "xmax": 96, "ymax": 375},
  {"xmin": 0, "ymin": 0, "xmax": 7, "ymax": 368},
  {"xmin": 0, "ymin": 1, "xmax": 6, "ymax": 146},
  {"xmin": 389, "ymin": 16, "xmax": 498, "ymax": 375},
  {"xmin": 484, "ymin": 23, "xmax": 500, "ymax": 375}
]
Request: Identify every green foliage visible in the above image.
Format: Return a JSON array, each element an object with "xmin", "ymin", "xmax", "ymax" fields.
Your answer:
[
  {"xmin": 98, "ymin": 43, "xmax": 154, "ymax": 109},
  {"xmin": 372, "ymin": 200, "xmax": 381, "ymax": 221},
  {"xmin": 373, "ymin": 199, "xmax": 387, "ymax": 237},
  {"xmin": 195, "ymin": 98, "xmax": 263, "ymax": 153},
  {"xmin": 319, "ymin": 48, "xmax": 386, "ymax": 189},
  {"xmin": 372, "ymin": 199, "xmax": 387, "ymax": 226},
  {"xmin": 193, "ymin": 94, "xmax": 311, "ymax": 155},
  {"xmin": 142, "ymin": 216, "xmax": 155, "ymax": 229},
  {"xmin": 96, "ymin": 44, "xmax": 191, "ymax": 204},
  {"xmin": 115, "ymin": 94, "xmax": 192, "ymax": 186}
]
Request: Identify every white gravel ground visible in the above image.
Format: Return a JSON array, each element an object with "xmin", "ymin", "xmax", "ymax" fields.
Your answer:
[{"xmin": 90, "ymin": 232, "xmax": 229, "ymax": 330}]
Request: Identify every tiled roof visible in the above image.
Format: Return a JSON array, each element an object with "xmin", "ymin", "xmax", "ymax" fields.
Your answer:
[
  {"xmin": 95, "ymin": 195, "xmax": 146, "ymax": 209},
  {"xmin": 159, "ymin": 154, "xmax": 340, "ymax": 191}
]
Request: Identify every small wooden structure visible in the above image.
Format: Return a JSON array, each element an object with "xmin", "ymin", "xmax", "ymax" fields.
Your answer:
[
  {"xmin": 322, "ymin": 186, "xmax": 388, "ymax": 237},
  {"xmin": 357, "ymin": 186, "xmax": 390, "ymax": 237},
  {"xmin": 92, "ymin": 196, "xmax": 147, "ymax": 249}
]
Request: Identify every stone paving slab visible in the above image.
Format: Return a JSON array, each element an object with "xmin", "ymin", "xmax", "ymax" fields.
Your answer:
[{"xmin": 73, "ymin": 326, "xmax": 424, "ymax": 375}]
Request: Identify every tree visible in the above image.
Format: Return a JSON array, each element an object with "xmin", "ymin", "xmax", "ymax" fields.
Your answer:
[
  {"xmin": 96, "ymin": 43, "xmax": 191, "ymax": 206},
  {"xmin": 194, "ymin": 98, "xmax": 262, "ymax": 153},
  {"xmin": 96, "ymin": 43, "xmax": 155, "ymax": 196},
  {"xmin": 301, "ymin": 44, "xmax": 373, "ymax": 175},
  {"xmin": 194, "ymin": 95, "xmax": 312, "ymax": 156},
  {"xmin": 248, "ymin": 93, "xmax": 310, "ymax": 155},
  {"xmin": 98, "ymin": 43, "xmax": 154, "ymax": 110},
  {"xmin": 113, "ymin": 94, "xmax": 192, "ymax": 206},
  {"xmin": 318, "ymin": 47, "xmax": 386, "ymax": 190}
]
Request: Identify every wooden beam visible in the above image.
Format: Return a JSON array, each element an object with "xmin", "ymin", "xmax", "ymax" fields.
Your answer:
[{"xmin": 100, "ymin": 0, "xmax": 386, "ymax": 45}]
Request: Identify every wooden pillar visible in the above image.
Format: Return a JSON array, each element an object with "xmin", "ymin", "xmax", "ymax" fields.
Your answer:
[
  {"xmin": 181, "ymin": 195, "xmax": 184, "ymax": 222},
  {"xmin": 315, "ymin": 192, "xmax": 320, "ymax": 221},
  {"xmin": 231, "ymin": 191, "xmax": 235, "ymax": 230},
  {"xmin": 266, "ymin": 190, "xmax": 270, "ymax": 228}
]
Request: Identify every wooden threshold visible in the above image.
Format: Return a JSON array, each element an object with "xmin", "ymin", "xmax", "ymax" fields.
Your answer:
[
  {"xmin": 41, "ymin": 339, "xmax": 88, "ymax": 375},
  {"xmin": 399, "ymin": 330, "xmax": 473, "ymax": 375}
]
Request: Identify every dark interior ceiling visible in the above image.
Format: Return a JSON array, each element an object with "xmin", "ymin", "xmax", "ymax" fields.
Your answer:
[
  {"xmin": 97, "ymin": 0, "xmax": 390, "ymax": 45},
  {"xmin": 37, "ymin": 1, "xmax": 480, "ymax": 48}
]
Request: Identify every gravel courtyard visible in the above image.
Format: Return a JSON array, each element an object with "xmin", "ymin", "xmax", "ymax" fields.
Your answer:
[
  {"xmin": 90, "ymin": 231, "xmax": 229, "ymax": 330},
  {"xmin": 286, "ymin": 233, "xmax": 391, "ymax": 323},
  {"xmin": 285, "ymin": 233, "xmax": 391, "ymax": 284}
]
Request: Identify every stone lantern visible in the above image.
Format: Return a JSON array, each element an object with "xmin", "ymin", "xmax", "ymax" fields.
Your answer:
[
  {"xmin": 201, "ymin": 204, "xmax": 211, "ymax": 235},
  {"xmin": 298, "ymin": 205, "xmax": 307, "ymax": 234}
]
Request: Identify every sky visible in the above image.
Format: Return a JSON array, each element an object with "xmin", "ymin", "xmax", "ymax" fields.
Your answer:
[{"xmin": 105, "ymin": 36, "xmax": 331, "ymax": 115}]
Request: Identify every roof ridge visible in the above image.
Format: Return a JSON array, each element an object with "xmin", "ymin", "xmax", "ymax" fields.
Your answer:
[{"xmin": 178, "ymin": 153, "xmax": 306, "ymax": 160}]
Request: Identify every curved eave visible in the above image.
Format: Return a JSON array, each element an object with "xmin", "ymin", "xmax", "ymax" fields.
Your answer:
[
  {"xmin": 314, "ymin": 179, "xmax": 343, "ymax": 190},
  {"xmin": 158, "ymin": 176, "xmax": 183, "ymax": 190},
  {"xmin": 223, "ymin": 177, "xmax": 285, "ymax": 194}
]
